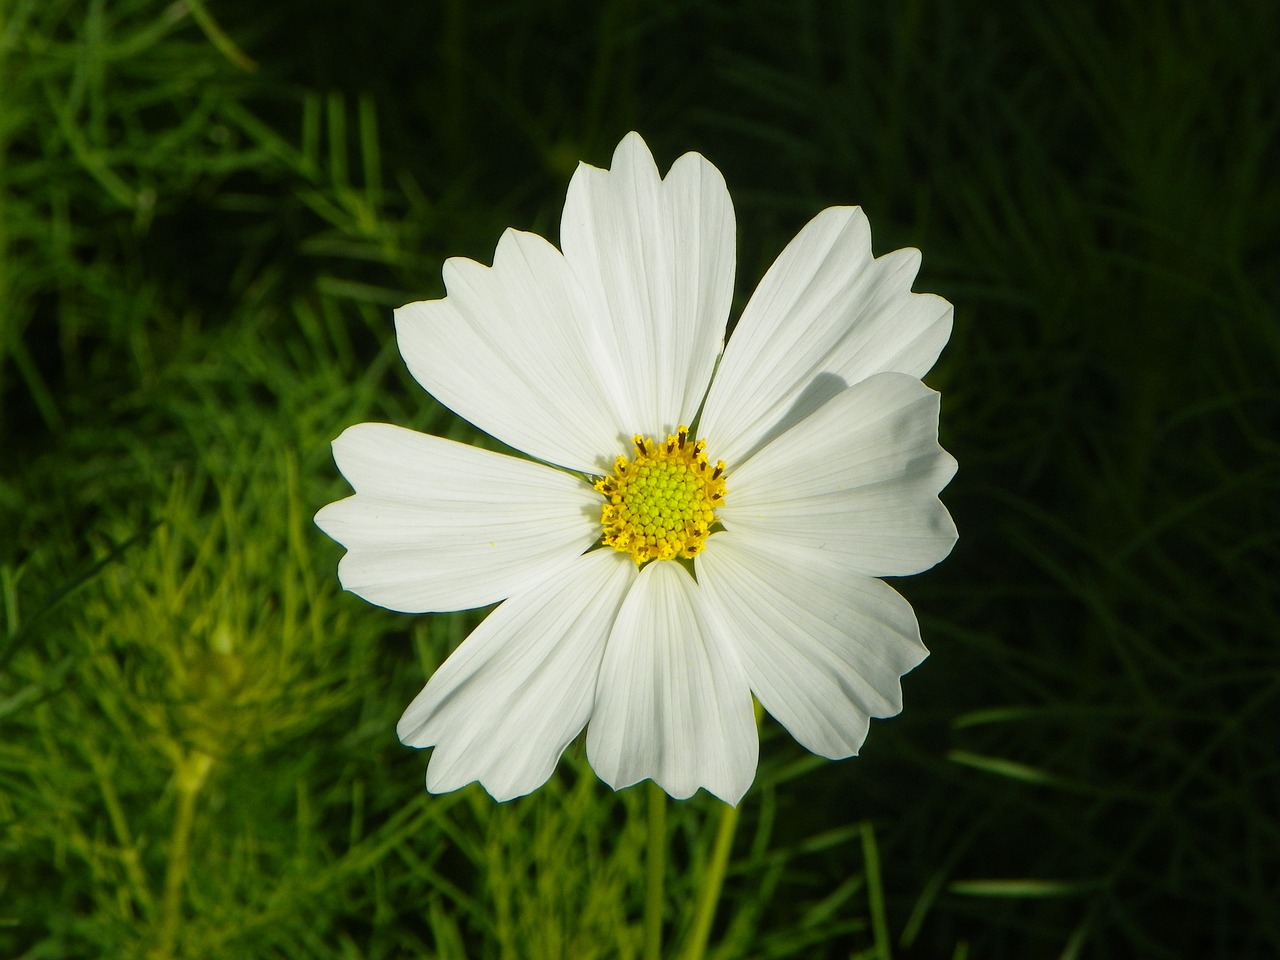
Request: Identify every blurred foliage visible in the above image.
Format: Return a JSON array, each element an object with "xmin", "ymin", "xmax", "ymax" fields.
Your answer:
[{"xmin": 2, "ymin": 0, "xmax": 1278, "ymax": 958}]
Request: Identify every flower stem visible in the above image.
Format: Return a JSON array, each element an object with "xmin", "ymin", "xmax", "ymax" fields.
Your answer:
[
  {"xmin": 155, "ymin": 750, "xmax": 213, "ymax": 959},
  {"xmin": 682, "ymin": 797, "xmax": 740, "ymax": 960},
  {"xmin": 644, "ymin": 781, "xmax": 667, "ymax": 960}
]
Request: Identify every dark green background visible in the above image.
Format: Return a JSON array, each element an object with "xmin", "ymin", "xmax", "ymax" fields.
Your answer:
[{"xmin": 4, "ymin": 1, "xmax": 1277, "ymax": 957}]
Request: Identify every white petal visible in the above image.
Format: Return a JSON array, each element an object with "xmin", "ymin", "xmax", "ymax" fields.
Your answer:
[
  {"xmin": 700, "ymin": 207, "xmax": 952, "ymax": 465},
  {"xmin": 719, "ymin": 373, "xmax": 957, "ymax": 577},
  {"xmin": 314, "ymin": 423, "xmax": 600, "ymax": 613},
  {"xmin": 696, "ymin": 532, "xmax": 927, "ymax": 759},
  {"xmin": 395, "ymin": 228, "xmax": 628, "ymax": 473},
  {"xmin": 398, "ymin": 550, "xmax": 638, "ymax": 801},
  {"xmin": 561, "ymin": 132, "xmax": 735, "ymax": 437},
  {"xmin": 586, "ymin": 560, "xmax": 757, "ymax": 805}
]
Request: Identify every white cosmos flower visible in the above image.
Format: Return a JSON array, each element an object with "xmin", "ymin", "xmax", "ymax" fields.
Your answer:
[{"xmin": 315, "ymin": 132, "xmax": 957, "ymax": 806}]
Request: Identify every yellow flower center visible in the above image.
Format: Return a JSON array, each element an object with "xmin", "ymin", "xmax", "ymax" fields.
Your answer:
[{"xmin": 594, "ymin": 426, "xmax": 727, "ymax": 565}]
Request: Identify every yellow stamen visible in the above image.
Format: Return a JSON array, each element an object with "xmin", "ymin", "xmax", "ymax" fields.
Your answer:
[{"xmin": 594, "ymin": 426, "xmax": 727, "ymax": 565}]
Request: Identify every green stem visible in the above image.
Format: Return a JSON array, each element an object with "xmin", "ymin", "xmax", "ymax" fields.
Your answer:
[
  {"xmin": 88, "ymin": 751, "xmax": 155, "ymax": 920},
  {"xmin": 155, "ymin": 750, "xmax": 213, "ymax": 959},
  {"xmin": 643, "ymin": 781, "xmax": 667, "ymax": 960},
  {"xmin": 682, "ymin": 797, "xmax": 741, "ymax": 960},
  {"xmin": 183, "ymin": 0, "xmax": 259, "ymax": 72}
]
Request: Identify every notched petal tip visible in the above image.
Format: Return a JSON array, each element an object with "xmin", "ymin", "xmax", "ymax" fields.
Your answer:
[
  {"xmin": 667, "ymin": 143, "xmax": 727, "ymax": 183},
  {"xmin": 568, "ymin": 131, "xmax": 659, "ymax": 185},
  {"xmin": 589, "ymin": 131, "xmax": 727, "ymax": 188},
  {"xmin": 611, "ymin": 130, "xmax": 657, "ymax": 167},
  {"xmin": 312, "ymin": 495, "xmax": 351, "ymax": 540},
  {"xmin": 939, "ymin": 445, "xmax": 960, "ymax": 487},
  {"xmin": 927, "ymin": 496, "xmax": 960, "ymax": 560},
  {"xmin": 327, "ymin": 421, "xmax": 393, "ymax": 475}
]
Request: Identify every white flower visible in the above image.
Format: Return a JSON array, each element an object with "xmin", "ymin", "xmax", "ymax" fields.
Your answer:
[{"xmin": 315, "ymin": 133, "xmax": 956, "ymax": 805}]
